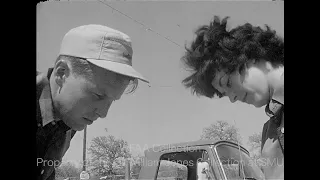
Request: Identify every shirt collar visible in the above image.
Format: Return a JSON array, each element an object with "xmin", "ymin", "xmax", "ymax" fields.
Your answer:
[
  {"xmin": 39, "ymin": 68, "xmax": 60, "ymax": 127},
  {"xmin": 265, "ymin": 72, "xmax": 284, "ymax": 117}
]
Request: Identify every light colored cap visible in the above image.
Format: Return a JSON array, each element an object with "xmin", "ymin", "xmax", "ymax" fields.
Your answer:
[{"xmin": 59, "ymin": 24, "xmax": 149, "ymax": 83}]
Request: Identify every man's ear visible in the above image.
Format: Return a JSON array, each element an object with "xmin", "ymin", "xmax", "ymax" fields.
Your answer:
[{"xmin": 53, "ymin": 59, "xmax": 70, "ymax": 88}]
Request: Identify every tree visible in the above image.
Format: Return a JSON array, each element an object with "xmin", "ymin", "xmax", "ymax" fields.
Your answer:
[
  {"xmin": 55, "ymin": 161, "xmax": 81, "ymax": 179},
  {"xmin": 200, "ymin": 120, "xmax": 242, "ymax": 144},
  {"xmin": 247, "ymin": 132, "xmax": 264, "ymax": 170},
  {"xmin": 88, "ymin": 128, "xmax": 131, "ymax": 177},
  {"xmin": 130, "ymin": 154, "xmax": 143, "ymax": 176},
  {"xmin": 247, "ymin": 132, "xmax": 262, "ymax": 159}
]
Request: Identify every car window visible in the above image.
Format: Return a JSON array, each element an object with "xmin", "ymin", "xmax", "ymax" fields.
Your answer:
[
  {"xmin": 215, "ymin": 144, "xmax": 264, "ymax": 180},
  {"xmin": 156, "ymin": 150, "xmax": 217, "ymax": 180}
]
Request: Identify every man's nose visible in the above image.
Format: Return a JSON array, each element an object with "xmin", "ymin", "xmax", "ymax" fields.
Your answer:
[{"xmin": 95, "ymin": 100, "xmax": 112, "ymax": 119}]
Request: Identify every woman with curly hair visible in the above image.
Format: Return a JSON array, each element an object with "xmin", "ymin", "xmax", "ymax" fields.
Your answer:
[{"xmin": 181, "ymin": 16, "xmax": 284, "ymax": 179}]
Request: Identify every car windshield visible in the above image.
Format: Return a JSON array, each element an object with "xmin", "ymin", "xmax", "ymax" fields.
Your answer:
[
  {"xmin": 215, "ymin": 143, "xmax": 265, "ymax": 180},
  {"xmin": 156, "ymin": 149, "xmax": 218, "ymax": 180}
]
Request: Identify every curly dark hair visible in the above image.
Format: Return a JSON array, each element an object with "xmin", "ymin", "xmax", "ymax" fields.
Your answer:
[{"xmin": 181, "ymin": 16, "xmax": 284, "ymax": 98}]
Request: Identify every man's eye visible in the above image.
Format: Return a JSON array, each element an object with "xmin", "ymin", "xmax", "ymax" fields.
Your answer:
[{"xmin": 94, "ymin": 93, "xmax": 103, "ymax": 99}]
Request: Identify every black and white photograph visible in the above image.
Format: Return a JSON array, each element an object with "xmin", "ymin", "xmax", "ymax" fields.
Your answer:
[{"xmin": 36, "ymin": 0, "xmax": 284, "ymax": 180}]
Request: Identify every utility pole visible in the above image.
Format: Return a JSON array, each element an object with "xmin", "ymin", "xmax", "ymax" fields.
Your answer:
[
  {"xmin": 83, "ymin": 126, "xmax": 87, "ymax": 171},
  {"xmin": 125, "ymin": 159, "xmax": 130, "ymax": 180}
]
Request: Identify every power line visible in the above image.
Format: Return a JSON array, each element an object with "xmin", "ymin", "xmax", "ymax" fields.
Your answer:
[{"xmin": 98, "ymin": 0, "xmax": 184, "ymax": 49}]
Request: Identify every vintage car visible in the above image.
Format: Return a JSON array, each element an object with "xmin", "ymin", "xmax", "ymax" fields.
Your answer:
[{"xmin": 137, "ymin": 140, "xmax": 264, "ymax": 180}]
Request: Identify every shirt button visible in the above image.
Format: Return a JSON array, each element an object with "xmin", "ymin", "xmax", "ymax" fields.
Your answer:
[
  {"xmin": 51, "ymin": 121, "xmax": 56, "ymax": 125},
  {"xmin": 37, "ymin": 123, "xmax": 41, "ymax": 127},
  {"xmin": 41, "ymin": 169, "xmax": 44, "ymax": 174}
]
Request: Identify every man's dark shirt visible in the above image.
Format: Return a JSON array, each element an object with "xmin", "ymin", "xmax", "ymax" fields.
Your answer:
[{"xmin": 36, "ymin": 68, "xmax": 76, "ymax": 180}]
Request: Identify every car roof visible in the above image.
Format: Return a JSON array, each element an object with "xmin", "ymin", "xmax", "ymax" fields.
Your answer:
[
  {"xmin": 139, "ymin": 140, "xmax": 250, "ymax": 179},
  {"xmin": 144, "ymin": 140, "xmax": 248, "ymax": 154}
]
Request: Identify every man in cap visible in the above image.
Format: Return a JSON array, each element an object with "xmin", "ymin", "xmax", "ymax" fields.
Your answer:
[{"xmin": 36, "ymin": 25, "xmax": 149, "ymax": 180}]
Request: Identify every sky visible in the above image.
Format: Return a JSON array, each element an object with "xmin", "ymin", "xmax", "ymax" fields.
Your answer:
[{"xmin": 37, "ymin": 0, "xmax": 283, "ymax": 167}]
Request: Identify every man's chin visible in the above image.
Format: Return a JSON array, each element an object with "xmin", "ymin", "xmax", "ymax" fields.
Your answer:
[
  {"xmin": 71, "ymin": 125, "xmax": 86, "ymax": 131},
  {"xmin": 61, "ymin": 118, "xmax": 86, "ymax": 131},
  {"xmin": 65, "ymin": 121, "xmax": 86, "ymax": 131}
]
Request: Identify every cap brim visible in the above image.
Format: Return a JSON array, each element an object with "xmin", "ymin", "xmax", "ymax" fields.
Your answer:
[{"xmin": 86, "ymin": 58, "xmax": 149, "ymax": 83}]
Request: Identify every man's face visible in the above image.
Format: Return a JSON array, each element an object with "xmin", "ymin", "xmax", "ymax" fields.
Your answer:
[
  {"xmin": 211, "ymin": 63, "xmax": 270, "ymax": 107},
  {"xmin": 55, "ymin": 64, "xmax": 129, "ymax": 131}
]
